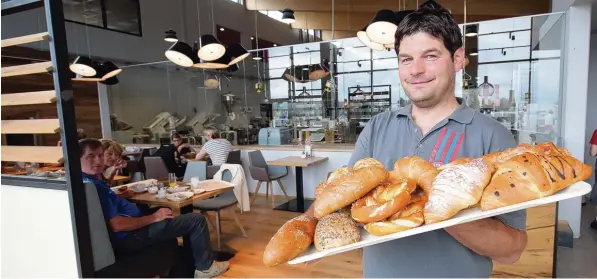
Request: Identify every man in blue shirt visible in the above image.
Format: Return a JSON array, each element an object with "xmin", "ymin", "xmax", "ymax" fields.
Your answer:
[{"xmin": 79, "ymin": 139, "xmax": 229, "ymax": 278}]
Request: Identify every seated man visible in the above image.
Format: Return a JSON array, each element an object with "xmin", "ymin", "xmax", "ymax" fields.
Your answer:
[{"xmin": 79, "ymin": 139, "xmax": 229, "ymax": 278}]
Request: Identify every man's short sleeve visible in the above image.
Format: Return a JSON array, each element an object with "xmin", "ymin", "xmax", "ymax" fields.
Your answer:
[
  {"xmin": 488, "ymin": 124, "xmax": 527, "ymax": 231},
  {"xmin": 347, "ymin": 117, "xmax": 375, "ymax": 167},
  {"xmin": 590, "ymin": 129, "xmax": 597, "ymax": 145}
]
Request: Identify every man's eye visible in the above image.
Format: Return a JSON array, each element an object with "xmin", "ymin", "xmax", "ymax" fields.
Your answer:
[
  {"xmin": 425, "ymin": 55, "xmax": 438, "ymax": 60},
  {"xmin": 400, "ymin": 58, "xmax": 412, "ymax": 63}
]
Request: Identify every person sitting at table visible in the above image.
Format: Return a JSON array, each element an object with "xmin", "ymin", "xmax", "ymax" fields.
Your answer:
[
  {"xmin": 195, "ymin": 127, "xmax": 232, "ymax": 166},
  {"xmin": 79, "ymin": 138, "xmax": 230, "ymax": 278},
  {"xmin": 172, "ymin": 133, "xmax": 195, "ymax": 158},
  {"xmin": 101, "ymin": 139, "xmax": 128, "ymax": 187}
]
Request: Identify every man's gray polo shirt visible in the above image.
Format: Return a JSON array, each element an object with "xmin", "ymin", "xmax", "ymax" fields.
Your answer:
[{"xmin": 348, "ymin": 98, "xmax": 527, "ymax": 278}]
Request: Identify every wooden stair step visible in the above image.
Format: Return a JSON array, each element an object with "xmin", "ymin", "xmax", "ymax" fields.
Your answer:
[
  {"xmin": 1, "ymin": 32, "xmax": 49, "ymax": 48},
  {"xmin": 1, "ymin": 119, "xmax": 60, "ymax": 134},
  {"xmin": 1, "ymin": 90, "xmax": 56, "ymax": 106},
  {"xmin": 1, "ymin": 61, "xmax": 52, "ymax": 77},
  {"xmin": 1, "ymin": 146, "xmax": 63, "ymax": 164}
]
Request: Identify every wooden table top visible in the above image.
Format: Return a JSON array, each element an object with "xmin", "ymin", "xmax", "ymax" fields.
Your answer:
[
  {"xmin": 267, "ymin": 156, "xmax": 329, "ymax": 167},
  {"xmin": 113, "ymin": 175, "xmax": 130, "ymax": 182},
  {"xmin": 128, "ymin": 187, "xmax": 228, "ymax": 208}
]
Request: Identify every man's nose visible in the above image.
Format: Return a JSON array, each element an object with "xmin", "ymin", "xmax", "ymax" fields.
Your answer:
[{"xmin": 409, "ymin": 58, "xmax": 426, "ymax": 76}]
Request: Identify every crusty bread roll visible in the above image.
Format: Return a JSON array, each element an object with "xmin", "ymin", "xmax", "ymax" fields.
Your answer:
[
  {"xmin": 424, "ymin": 158, "xmax": 495, "ymax": 224},
  {"xmin": 482, "ymin": 143, "xmax": 537, "ymax": 164},
  {"xmin": 314, "ymin": 210, "xmax": 360, "ymax": 251},
  {"xmin": 314, "ymin": 158, "xmax": 388, "ymax": 219},
  {"xmin": 481, "ymin": 152, "xmax": 592, "ymax": 211},
  {"xmin": 263, "ymin": 214, "xmax": 318, "ymax": 267},
  {"xmin": 364, "ymin": 199, "xmax": 426, "ymax": 236},
  {"xmin": 391, "ymin": 156, "xmax": 439, "ymax": 194},
  {"xmin": 351, "ymin": 179, "xmax": 415, "ymax": 223}
]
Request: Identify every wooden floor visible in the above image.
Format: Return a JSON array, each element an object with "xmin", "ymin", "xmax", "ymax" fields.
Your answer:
[{"xmin": 200, "ymin": 196, "xmax": 555, "ymax": 278}]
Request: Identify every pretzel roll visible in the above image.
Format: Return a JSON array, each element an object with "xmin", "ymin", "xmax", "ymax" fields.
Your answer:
[
  {"xmin": 364, "ymin": 200, "xmax": 426, "ymax": 236},
  {"xmin": 354, "ymin": 158, "xmax": 385, "ymax": 169},
  {"xmin": 351, "ymin": 179, "xmax": 415, "ymax": 223},
  {"xmin": 314, "ymin": 158, "xmax": 389, "ymax": 219},
  {"xmin": 327, "ymin": 167, "xmax": 351, "ymax": 183},
  {"xmin": 392, "ymin": 156, "xmax": 439, "ymax": 194}
]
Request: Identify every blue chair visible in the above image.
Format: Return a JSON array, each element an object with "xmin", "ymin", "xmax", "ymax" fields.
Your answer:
[
  {"xmin": 183, "ymin": 160, "xmax": 208, "ymax": 182},
  {"xmin": 193, "ymin": 169, "xmax": 247, "ymax": 250},
  {"xmin": 247, "ymin": 150, "xmax": 290, "ymax": 208}
]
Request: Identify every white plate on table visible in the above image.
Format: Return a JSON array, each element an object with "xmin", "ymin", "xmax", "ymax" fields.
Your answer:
[
  {"xmin": 167, "ymin": 186, "xmax": 190, "ymax": 193},
  {"xmin": 288, "ymin": 181, "xmax": 592, "ymax": 264},
  {"xmin": 166, "ymin": 191, "xmax": 194, "ymax": 202}
]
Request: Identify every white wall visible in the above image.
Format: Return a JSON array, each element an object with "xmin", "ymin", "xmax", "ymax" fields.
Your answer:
[
  {"xmin": 584, "ymin": 35, "xmax": 597, "ymax": 184},
  {"xmin": 1, "ymin": 185, "xmax": 79, "ymax": 278},
  {"xmin": 0, "ymin": 0, "xmax": 301, "ymax": 63}
]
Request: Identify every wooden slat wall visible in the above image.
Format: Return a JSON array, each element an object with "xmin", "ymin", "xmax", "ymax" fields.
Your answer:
[{"xmin": 1, "ymin": 46, "xmax": 101, "ymax": 146}]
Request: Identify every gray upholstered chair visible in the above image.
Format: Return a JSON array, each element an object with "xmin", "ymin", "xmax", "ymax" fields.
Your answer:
[
  {"xmin": 206, "ymin": 150, "xmax": 242, "ymax": 179},
  {"xmin": 183, "ymin": 160, "xmax": 208, "ymax": 182},
  {"xmin": 143, "ymin": 157, "xmax": 169, "ymax": 181},
  {"xmin": 247, "ymin": 150, "xmax": 290, "ymax": 208},
  {"xmin": 193, "ymin": 169, "xmax": 247, "ymax": 250}
]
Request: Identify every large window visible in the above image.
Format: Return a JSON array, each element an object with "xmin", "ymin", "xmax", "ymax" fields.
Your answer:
[{"xmin": 63, "ymin": 0, "xmax": 142, "ymax": 36}]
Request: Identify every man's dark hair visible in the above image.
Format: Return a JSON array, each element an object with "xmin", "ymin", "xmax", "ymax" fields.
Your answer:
[
  {"xmin": 394, "ymin": 3, "xmax": 463, "ymax": 57},
  {"xmin": 172, "ymin": 133, "xmax": 182, "ymax": 140},
  {"xmin": 79, "ymin": 138, "xmax": 103, "ymax": 157}
]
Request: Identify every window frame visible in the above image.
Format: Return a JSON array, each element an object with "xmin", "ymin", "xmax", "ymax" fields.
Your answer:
[{"xmin": 64, "ymin": 0, "xmax": 143, "ymax": 37}]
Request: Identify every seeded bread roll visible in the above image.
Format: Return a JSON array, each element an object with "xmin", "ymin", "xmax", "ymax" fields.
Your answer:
[{"xmin": 314, "ymin": 210, "xmax": 360, "ymax": 251}]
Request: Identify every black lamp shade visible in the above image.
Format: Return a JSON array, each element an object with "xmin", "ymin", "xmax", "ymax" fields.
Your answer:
[
  {"xmin": 226, "ymin": 63, "xmax": 239, "ymax": 72},
  {"xmin": 281, "ymin": 9, "xmax": 295, "ymax": 24},
  {"xmin": 357, "ymin": 25, "xmax": 384, "ymax": 51},
  {"xmin": 198, "ymin": 35, "xmax": 226, "ymax": 61},
  {"xmin": 194, "ymin": 52, "xmax": 230, "ymax": 69},
  {"xmin": 69, "ymin": 56, "xmax": 96, "ymax": 77},
  {"xmin": 165, "ymin": 29, "xmax": 178, "ymax": 42},
  {"xmin": 101, "ymin": 61, "xmax": 122, "ymax": 79},
  {"xmin": 465, "ymin": 25, "xmax": 478, "ymax": 37},
  {"xmin": 100, "ymin": 76, "xmax": 119, "ymax": 85},
  {"xmin": 165, "ymin": 41, "xmax": 195, "ymax": 67},
  {"xmin": 227, "ymin": 43, "xmax": 249, "ymax": 65},
  {"xmin": 470, "ymin": 48, "xmax": 478, "ymax": 56},
  {"xmin": 366, "ymin": 9, "xmax": 398, "ymax": 45}
]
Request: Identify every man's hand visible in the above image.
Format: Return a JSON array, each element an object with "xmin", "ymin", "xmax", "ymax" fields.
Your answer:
[{"xmin": 152, "ymin": 208, "xmax": 174, "ymax": 222}]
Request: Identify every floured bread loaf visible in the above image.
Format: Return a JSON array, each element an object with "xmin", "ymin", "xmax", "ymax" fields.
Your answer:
[{"xmin": 314, "ymin": 210, "xmax": 360, "ymax": 251}]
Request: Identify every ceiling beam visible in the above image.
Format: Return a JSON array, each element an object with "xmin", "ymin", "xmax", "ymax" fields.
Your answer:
[
  {"xmin": 246, "ymin": 0, "xmax": 550, "ymax": 17},
  {"xmin": 292, "ymin": 11, "xmax": 514, "ymax": 32},
  {"xmin": 321, "ymin": 30, "xmax": 356, "ymax": 41}
]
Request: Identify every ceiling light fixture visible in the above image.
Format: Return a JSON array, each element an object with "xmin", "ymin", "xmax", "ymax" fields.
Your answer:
[
  {"xmin": 366, "ymin": 9, "xmax": 398, "ymax": 45},
  {"xmin": 469, "ymin": 48, "xmax": 478, "ymax": 56},
  {"xmin": 465, "ymin": 25, "xmax": 478, "ymax": 37},
  {"xmin": 69, "ymin": 56, "xmax": 96, "ymax": 77},
  {"xmin": 357, "ymin": 25, "xmax": 384, "ymax": 51},
  {"xmin": 219, "ymin": 27, "xmax": 225, "ymax": 31},
  {"xmin": 164, "ymin": 29, "xmax": 178, "ymax": 42},
  {"xmin": 226, "ymin": 43, "xmax": 250, "ymax": 65},
  {"xmin": 197, "ymin": 34, "xmax": 226, "ymax": 61},
  {"xmin": 101, "ymin": 61, "xmax": 122, "ymax": 79},
  {"xmin": 281, "ymin": 8, "xmax": 295, "ymax": 24},
  {"xmin": 165, "ymin": 41, "xmax": 195, "ymax": 67}
]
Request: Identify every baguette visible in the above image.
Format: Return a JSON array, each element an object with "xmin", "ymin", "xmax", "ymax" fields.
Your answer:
[{"xmin": 263, "ymin": 214, "xmax": 318, "ymax": 267}]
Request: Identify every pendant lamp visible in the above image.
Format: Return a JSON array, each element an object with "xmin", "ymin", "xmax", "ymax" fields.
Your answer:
[
  {"xmin": 70, "ymin": 56, "xmax": 97, "ymax": 77},
  {"xmin": 227, "ymin": 43, "xmax": 249, "ymax": 65},
  {"xmin": 226, "ymin": 63, "xmax": 239, "ymax": 72},
  {"xmin": 281, "ymin": 9, "xmax": 295, "ymax": 24},
  {"xmin": 194, "ymin": 51, "xmax": 230, "ymax": 69},
  {"xmin": 100, "ymin": 76, "xmax": 119, "ymax": 85},
  {"xmin": 383, "ymin": 43, "xmax": 394, "ymax": 50},
  {"xmin": 465, "ymin": 25, "xmax": 478, "ymax": 37},
  {"xmin": 366, "ymin": 9, "xmax": 398, "ymax": 45},
  {"xmin": 357, "ymin": 25, "xmax": 384, "ymax": 51},
  {"xmin": 164, "ymin": 29, "xmax": 178, "ymax": 42},
  {"xmin": 101, "ymin": 61, "xmax": 122, "ymax": 79},
  {"xmin": 198, "ymin": 35, "xmax": 226, "ymax": 61},
  {"xmin": 470, "ymin": 48, "xmax": 478, "ymax": 56},
  {"xmin": 165, "ymin": 41, "xmax": 195, "ymax": 67}
]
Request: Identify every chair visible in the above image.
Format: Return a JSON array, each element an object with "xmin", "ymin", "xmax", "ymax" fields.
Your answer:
[
  {"xmin": 183, "ymin": 160, "xmax": 208, "ymax": 182},
  {"xmin": 193, "ymin": 169, "xmax": 247, "ymax": 250},
  {"xmin": 143, "ymin": 157, "xmax": 169, "ymax": 180},
  {"xmin": 247, "ymin": 150, "xmax": 290, "ymax": 208},
  {"xmin": 84, "ymin": 182, "xmax": 180, "ymax": 277},
  {"xmin": 207, "ymin": 150, "xmax": 241, "ymax": 179}
]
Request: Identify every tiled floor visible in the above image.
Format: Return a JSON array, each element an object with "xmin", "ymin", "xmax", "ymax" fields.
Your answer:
[{"xmin": 556, "ymin": 203, "xmax": 597, "ymax": 278}]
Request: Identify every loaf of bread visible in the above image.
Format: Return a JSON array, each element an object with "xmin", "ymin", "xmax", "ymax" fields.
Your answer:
[
  {"xmin": 314, "ymin": 158, "xmax": 388, "ymax": 219},
  {"xmin": 314, "ymin": 210, "xmax": 360, "ymax": 251},
  {"xmin": 364, "ymin": 199, "xmax": 426, "ymax": 236},
  {"xmin": 424, "ymin": 158, "xmax": 495, "ymax": 224},
  {"xmin": 263, "ymin": 214, "xmax": 318, "ymax": 267},
  {"xmin": 481, "ymin": 152, "xmax": 592, "ymax": 211},
  {"xmin": 391, "ymin": 156, "xmax": 439, "ymax": 194}
]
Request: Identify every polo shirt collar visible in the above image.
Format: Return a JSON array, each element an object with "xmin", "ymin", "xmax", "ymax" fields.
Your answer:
[{"xmin": 396, "ymin": 97, "xmax": 474, "ymax": 124}]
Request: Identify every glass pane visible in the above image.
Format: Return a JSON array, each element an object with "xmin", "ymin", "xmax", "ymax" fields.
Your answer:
[
  {"xmin": 105, "ymin": 0, "xmax": 141, "ymax": 35},
  {"xmin": 337, "ymin": 60, "xmax": 371, "ymax": 73},
  {"xmin": 267, "ymin": 56, "xmax": 291, "ymax": 69},
  {"xmin": 372, "ymin": 49, "xmax": 397, "ymax": 59},
  {"xmin": 293, "ymin": 52, "xmax": 320, "ymax": 66},
  {"xmin": 293, "ymin": 42, "xmax": 320, "ymax": 53},
  {"xmin": 476, "ymin": 62, "xmax": 530, "ymax": 105},
  {"xmin": 340, "ymin": 46, "xmax": 371, "ymax": 62},
  {"xmin": 268, "ymin": 68, "xmax": 286, "ymax": 79},
  {"xmin": 63, "ymin": 0, "xmax": 103, "ymax": 28},
  {"xmin": 478, "ymin": 31, "xmax": 531, "ymax": 49},
  {"xmin": 373, "ymin": 70, "xmax": 404, "ymax": 108},
  {"xmin": 372, "ymin": 58, "xmax": 398, "ymax": 70},
  {"xmin": 269, "ymin": 46, "xmax": 291, "ymax": 57},
  {"xmin": 337, "ymin": 72, "xmax": 371, "ymax": 104},
  {"xmin": 478, "ymin": 17, "xmax": 531, "ymax": 34},
  {"xmin": 269, "ymin": 79, "xmax": 289, "ymax": 99},
  {"xmin": 478, "ymin": 46, "xmax": 530, "ymax": 63}
]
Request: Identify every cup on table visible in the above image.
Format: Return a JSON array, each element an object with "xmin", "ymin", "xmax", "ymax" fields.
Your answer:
[{"xmin": 168, "ymin": 173, "xmax": 177, "ymax": 187}]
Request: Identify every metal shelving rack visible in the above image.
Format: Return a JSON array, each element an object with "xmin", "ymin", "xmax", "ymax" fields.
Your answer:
[{"xmin": 347, "ymin": 84, "xmax": 391, "ymax": 124}]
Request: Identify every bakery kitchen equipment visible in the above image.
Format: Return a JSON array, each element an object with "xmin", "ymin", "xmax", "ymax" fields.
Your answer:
[{"xmin": 258, "ymin": 127, "xmax": 293, "ymax": 146}]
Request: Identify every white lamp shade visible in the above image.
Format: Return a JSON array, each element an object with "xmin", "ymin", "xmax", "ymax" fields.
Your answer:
[
  {"xmin": 366, "ymin": 21, "xmax": 398, "ymax": 45},
  {"xmin": 165, "ymin": 49, "xmax": 194, "ymax": 67},
  {"xmin": 357, "ymin": 30, "xmax": 384, "ymax": 51}
]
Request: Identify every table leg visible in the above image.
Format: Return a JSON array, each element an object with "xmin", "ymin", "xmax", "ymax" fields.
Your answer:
[{"xmin": 274, "ymin": 166, "xmax": 312, "ymax": 213}]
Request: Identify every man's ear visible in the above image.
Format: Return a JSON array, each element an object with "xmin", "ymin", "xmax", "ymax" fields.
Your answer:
[{"xmin": 453, "ymin": 47, "xmax": 465, "ymax": 72}]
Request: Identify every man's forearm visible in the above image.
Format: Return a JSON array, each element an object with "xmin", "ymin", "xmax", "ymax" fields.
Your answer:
[
  {"xmin": 111, "ymin": 215, "xmax": 157, "ymax": 232},
  {"xmin": 445, "ymin": 218, "xmax": 527, "ymax": 264}
]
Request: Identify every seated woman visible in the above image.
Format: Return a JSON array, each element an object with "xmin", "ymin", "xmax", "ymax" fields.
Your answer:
[
  {"xmin": 101, "ymin": 139, "xmax": 128, "ymax": 186},
  {"xmin": 195, "ymin": 127, "xmax": 232, "ymax": 166}
]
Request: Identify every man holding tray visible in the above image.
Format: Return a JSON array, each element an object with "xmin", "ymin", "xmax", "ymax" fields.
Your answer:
[{"xmin": 306, "ymin": 2, "xmax": 528, "ymax": 278}]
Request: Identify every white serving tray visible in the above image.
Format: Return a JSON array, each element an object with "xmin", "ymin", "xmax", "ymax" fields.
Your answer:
[{"xmin": 288, "ymin": 181, "xmax": 592, "ymax": 264}]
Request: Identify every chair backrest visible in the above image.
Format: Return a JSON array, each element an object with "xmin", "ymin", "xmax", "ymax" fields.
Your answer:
[
  {"xmin": 84, "ymin": 182, "xmax": 116, "ymax": 271},
  {"xmin": 248, "ymin": 150, "xmax": 267, "ymax": 169},
  {"xmin": 221, "ymin": 169, "xmax": 233, "ymax": 182},
  {"xmin": 183, "ymin": 160, "xmax": 207, "ymax": 182},
  {"xmin": 226, "ymin": 150, "xmax": 241, "ymax": 165},
  {"xmin": 144, "ymin": 157, "xmax": 170, "ymax": 180}
]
